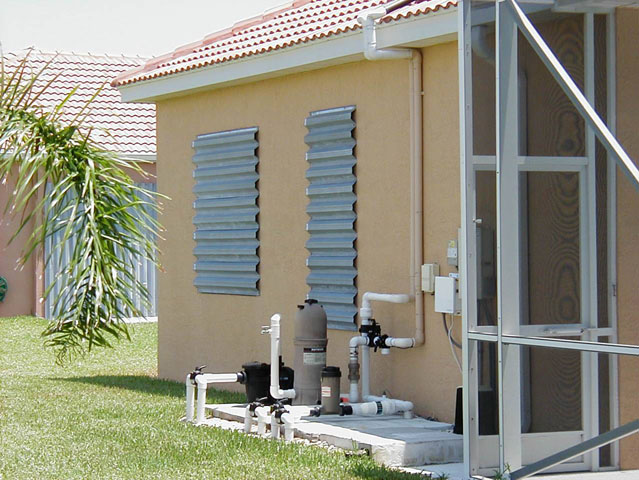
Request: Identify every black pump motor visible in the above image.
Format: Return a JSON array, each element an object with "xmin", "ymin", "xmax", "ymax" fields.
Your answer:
[{"xmin": 240, "ymin": 360, "xmax": 294, "ymax": 404}]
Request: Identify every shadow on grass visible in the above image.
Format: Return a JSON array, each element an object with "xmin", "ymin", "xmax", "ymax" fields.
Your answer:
[{"xmin": 59, "ymin": 375, "xmax": 246, "ymax": 403}]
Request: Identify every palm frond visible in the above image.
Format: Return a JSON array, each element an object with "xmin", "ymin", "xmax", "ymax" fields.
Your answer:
[{"xmin": 0, "ymin": 49, "xmax": 165, "ymax": 363}]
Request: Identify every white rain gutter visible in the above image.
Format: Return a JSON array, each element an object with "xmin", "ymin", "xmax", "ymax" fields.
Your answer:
[{"xmin": 357, "ymin": 6, "xmax": 425, "ymax": 347}]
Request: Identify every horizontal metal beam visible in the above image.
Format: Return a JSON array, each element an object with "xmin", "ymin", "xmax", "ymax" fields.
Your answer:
[
  {"xmin": 507, "ymin": 0, "xmax": 639, "ymax": 189},
  {"xmin": 469, "ymin": 331, "xmax": 639, "ymax": 356},
  {"xmin": 502, "ymin": 335, "xmax": 639, "ymax": 356},
  {"xmin": 510, "ymin": 419, "xmax": 639, "ymax": 479}
]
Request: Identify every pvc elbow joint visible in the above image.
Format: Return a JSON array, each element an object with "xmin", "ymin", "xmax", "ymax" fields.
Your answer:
[{"xmin": 270, "ymin": 385, "xmax": 295, "ymax": 401}]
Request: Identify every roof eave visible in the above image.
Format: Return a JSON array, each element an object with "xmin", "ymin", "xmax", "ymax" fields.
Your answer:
[{"xmin": 117, "ymin": 6, "xmax": 457, "ymax": 103}]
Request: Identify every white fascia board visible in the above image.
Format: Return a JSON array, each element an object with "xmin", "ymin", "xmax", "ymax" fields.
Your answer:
[{"xmin": 118, "ymin": 8, "xmax": 457, "ymax": 103}]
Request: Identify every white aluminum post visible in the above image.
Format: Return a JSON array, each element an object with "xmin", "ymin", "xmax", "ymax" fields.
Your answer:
[
  {"xmin": 496, "ymin": 0, "xmax": 522, "ymax": 472},
  {"xmin": 458, "ymin": 1, "xmax": 480, "ymax": 476},
  {"xmin": 606, "ymin": 11, "xmax": 620, "ymax": 469},
  {"xmin": 584, "ymin": 12, "xmax": 600, "ymax": 471}
]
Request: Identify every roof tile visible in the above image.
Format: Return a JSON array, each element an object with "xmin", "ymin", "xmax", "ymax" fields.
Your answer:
[
  {"xmin": 113, "ymin": 0, "xmax": 456, "ymax": 87},
  {"xmin": 5, "ymin": 50, "xmax": 155, "ymax": 156}
]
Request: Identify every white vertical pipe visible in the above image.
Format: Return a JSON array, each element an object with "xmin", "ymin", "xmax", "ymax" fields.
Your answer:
[
  {"xmin": 244, "ymin": 405, "xmax": 253, "ymax": 433},
  {"xmin": 256, "ymin": 406, "xmax": 270, "ymax": 435},
  {"xmin": 270, "ymin": 412, "xmax": 280, "ymax": 439},
  {"xmin": 282, "ymin": 413, "xmax": 296, "ymax": 441},
  {"xmin": 269, "ymin": 314, "xmax": 295, "ymax": 400},
  {"xmin": 196, "ymin": 379, "xmax": 208, "ymax": 424},
  {"xmin": 185, "ymin": 375, "xmax": 195, "ymax": 423}
]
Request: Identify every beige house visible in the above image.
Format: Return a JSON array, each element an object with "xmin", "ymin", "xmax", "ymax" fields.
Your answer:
[
  {"xmin": 114, "ymin": 0, "xmax": 639, "ymax": 477},
  {"xmin": 0, "ymin": 51, "xmax": 157, "ymax": 318}
]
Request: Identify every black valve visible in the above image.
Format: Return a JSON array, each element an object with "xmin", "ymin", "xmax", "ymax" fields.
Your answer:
[
  {"xmin": 273, "ymin": 406, "xmax": 287, "ymax": 423},
  {"xmin": 374, "ymin": 334, "xmax": 390, "ymax": 351},
  {"xmin": 359, "ymin": 319, "xmax": 381, "ymax": 349},
  {"xmin": 309, "ymin": 407, "xmax": 321, "ymax": 417},
  {"xmin": 188, "ymin": 365, "xmax": 207, "ymax": 382},
  {"xmin": 339, "ymin": 404, "xmax": 354, "ymax": 416},
  {"xmin": 248, "ymin": 401, "xmax": 263, "ymax": 414}
]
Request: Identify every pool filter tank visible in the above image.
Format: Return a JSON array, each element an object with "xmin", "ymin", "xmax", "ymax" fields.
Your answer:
[{"xmin": 293, "ymin": 299, "xmax": 328, "ymax": 405}]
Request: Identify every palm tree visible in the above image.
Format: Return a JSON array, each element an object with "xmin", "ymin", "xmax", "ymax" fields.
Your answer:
[{"xmin": 0, "ymin": 52, "xmax": 161, "ymax": 363}]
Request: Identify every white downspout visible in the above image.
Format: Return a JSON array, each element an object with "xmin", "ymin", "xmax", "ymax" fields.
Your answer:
[
  {"xmin": 357, "ymin": 9, "xmax": 425, "ymax": 347},
  {"xmin": 268, "ymin": 314, "xmax": 296, "ymax": 401}
]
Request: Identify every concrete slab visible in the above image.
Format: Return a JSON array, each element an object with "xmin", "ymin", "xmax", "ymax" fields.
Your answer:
[
  {"xmin": 540, "ymin": 472, "xmax": 639, "ymax": 479},
  {"xmin": 402, "ymin": 463, "xmax": 639, "ymax": 480},
  {"xmin": 204, "ymin": 403, "xmax": 463, "ymax": 467}
]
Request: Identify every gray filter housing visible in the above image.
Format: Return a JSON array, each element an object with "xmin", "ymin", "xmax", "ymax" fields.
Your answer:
[{"xmin": 293, "ymin": 299, "xmax": 328, "ymax": 405}]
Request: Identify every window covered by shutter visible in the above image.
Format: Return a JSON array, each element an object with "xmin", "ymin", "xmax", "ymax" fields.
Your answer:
[
  {"xmin": 304, "ymin": 106, "xmax": 357, "ymax": 330},
  {"xmin": 192, "ymin": 127, "xmax": 260, "ymax": 295}
]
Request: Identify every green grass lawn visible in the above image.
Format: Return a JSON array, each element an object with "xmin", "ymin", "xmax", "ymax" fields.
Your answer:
[{"xmin": 0, "ymin": 317, "xmax": 430, "ymax": 480}]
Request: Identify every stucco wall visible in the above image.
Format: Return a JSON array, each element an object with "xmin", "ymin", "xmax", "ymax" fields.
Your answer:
[
  {"xmin": 616, "ymin": 9, "xmax": 639, "ymax": 471},
  {"xmin": 156, "ymin": 42, "xmax": 463, "ymax": 421},
  {"xmin": 0, "ymin": 177, "xmax": 36, "ymax": 317}
]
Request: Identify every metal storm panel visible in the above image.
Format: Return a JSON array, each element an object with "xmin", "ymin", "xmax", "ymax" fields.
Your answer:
[
  {"xmin": 304, "ymin": 106, "xmax": 357, "ymax": 330},
  {"xmin": 192, "ymin": 127, "xmax": 260, "ymax": 296},
  {"xmin": 44, "ymin": 183, "xmax": 158, "ymax": 319}
]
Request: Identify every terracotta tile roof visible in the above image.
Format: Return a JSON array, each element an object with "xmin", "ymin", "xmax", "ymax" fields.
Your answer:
[
  {"xmin": 5, "ymin": 50, "xmax": 155, "ymax": 156},
  {"xmin": 113, "ymin": 0, "xmax": 456, "ymax": 87}
]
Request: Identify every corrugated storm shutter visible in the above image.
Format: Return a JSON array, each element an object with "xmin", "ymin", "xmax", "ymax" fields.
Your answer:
[
  {"xmin": 192, "ymin": 127, "xmax": 260, "ymax": 295},
  {"xmin": 304, "ymin": 106, "xmax": 357, "ymax": 330},
  {"xmin": 44, "ymin": 183, "xmax": 158, "ymax": 319}
]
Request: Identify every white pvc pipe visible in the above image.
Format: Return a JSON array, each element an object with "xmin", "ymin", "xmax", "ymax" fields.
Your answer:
[
  {"xmin": 281, "ymin": 412, "xmax": 296, "ymax": 442},
  {"xmin": 358, "ymin": 292, "xmax": 412, "ymax": 399},
  {"xmin": 255, "ymin": 406, "xmax": 270, "ymax": 435},
  {"xmin": 269, "ymin": 314, "xmax": 296, "ymax": 401},
  {"xmin": 185, "ymin": 375, "xmax": 195, "ymax": 423},
  {"xmin": 195, "ymin": 373, "xmax": 241, "ymax": 424},
  {"xmin": 270, "ymin": 412, "xmax": 281, "ymax": 439},
  {"xmin": 360, "ymin": 292, "xmax": 412, "ymax": 320},
  {"xmin": 348, "ymin": 399, "xmax": 414, "ymax": 417},
  {"xmin": 348, "ymin": 335, "xmax": 368, "ymax": 403},
  {"xmin": 244, "ymin": 405, "xmax": 253, "ymax": 434},
  {"xmin": 385, "ymin": 337, "xmax": 415, "ymax": 349}
]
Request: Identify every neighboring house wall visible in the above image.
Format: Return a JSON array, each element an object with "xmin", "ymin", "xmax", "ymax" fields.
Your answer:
[
  {"xmin": 616, "ymin": 9, "xmax": 639, "ymax": 471},
  {"xmin": 0, "ymin": 162, "xmax": 156, "ymax": 318},
  {"xmin": 156, "ymin": 44, "xmax": 464, "ymax": 422},
  {"xmin": 0, "ymin": 177, "xmax": 36, "ymax": 317}
]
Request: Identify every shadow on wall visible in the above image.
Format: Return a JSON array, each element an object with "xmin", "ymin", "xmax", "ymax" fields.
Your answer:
[{"xmin": 59, "ymin": 375, "xmax": 246, "ymax": 403}]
